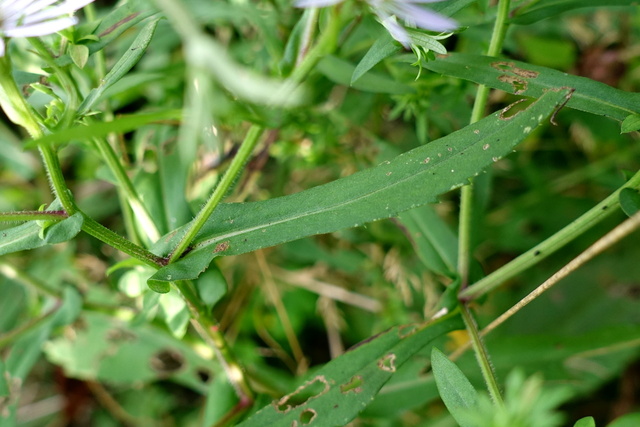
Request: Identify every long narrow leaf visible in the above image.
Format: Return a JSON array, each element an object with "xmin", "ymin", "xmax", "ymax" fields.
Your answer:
[
  {"xmin": 236, "ymin": 312, "xmax": 464, "ymax": 427},
  {"xmin": 423, "ymin": 53, "xmax": 640, "ymax": 121},
  {"xmin": 511, "ymin": 0, "xmax": 637, "ymax": 25},
  {"xmin": 148, "ymin": 89, "xmax": 571, "ymax": 290},
  {"xmin": 77, "ymin": 19, "xmax": 161, "ymax": 115}
]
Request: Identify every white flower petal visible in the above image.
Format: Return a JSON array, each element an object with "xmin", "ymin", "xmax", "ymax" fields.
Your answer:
[
  {"xmin": 294, "ymin": 0, "xmax": 344, "ymax": 8},
  {"xmin": 391, "ymin": 2, "xmax": 457, "ymax": 32},
  {"xmin": 24, "ymin": 0, "xmax": 93, "ymax": 24},
  {"xmin": 378, "ymin": 13, "xmax": 410, "ymax": 46},
  {"xmin": 2, "ymin": 0, "xmax": 40, "ymax": 19},
  {"xmin": 23, "ymin": 0, "xmax": 61, "ymax": 17},
  {"xmin": 4, "ymin": 16, "xmax": 77, "ymax": 37},
  {"xmin": 0, "ymin": 40, "xmax": 5, "ymax": 57}
]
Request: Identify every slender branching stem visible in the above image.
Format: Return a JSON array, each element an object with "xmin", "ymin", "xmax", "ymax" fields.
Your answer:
[
  {"xmin": 457, "ymin": 0, "xmax": 512, "ymax": 287},
  {"xmin": 460, "ymin": 304, "xmax": 504, "ymax": 406},
  {"xmin": 169, "ymin": 125, "xmax": 264, "ymax": 263},
  {"xmin": 0, "ymin": 210, "xmax": 68, "ymax": 222},
  {"xmin": 460, "ymin": 168, "xmax": 640, "ymax": 300},
  {"xmin": 456, "ymin": 0, "xmax": 511, "ymax": 404}
]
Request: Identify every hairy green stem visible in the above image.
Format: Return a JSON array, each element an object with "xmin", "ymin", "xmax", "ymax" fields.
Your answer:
[
  {"xmin": 296, "ymin": 8, "xmax": 320, "ymax": 67},
  {"xmin": 174, "ymin": 281, "xmax": 254, "ymax": 418},
  {"xmin": 0, "ymin": 210, "xmax": 68, "ymax": 222},
  {"xmin": 460, "ymin": 168, "xmax": 640, "ymax": 300},
  {"xmin": 456, "ymin": 0, "xmax": 512, "ymax": 405},
  {"xmin": 457, "ymin": 0, "xmax": 512, "ymax": 287},
  {"xmin": 460, "ymin": 305, "xmax": 504, "ymax": 405},
  {"xmin": 0, "ymin": 52, "xmax": 164, "ymax": 268},
  {"xmin": 169, "ymin": 125, "xmax": 264, "ymax": 263},
  {"xmin": 0, "ymin": 262, "xmax": 60, "ymax": 298},
  {"xmin": 289, "ymin": 6, "xmax": 342, "ymax": 85},
  {"xmin": 92, "ymin": 137, "xmax": 161, "ymax": 242},
  {"xmin": 0, "ymin": 303, "xmax": 61, "ymax": 350}
]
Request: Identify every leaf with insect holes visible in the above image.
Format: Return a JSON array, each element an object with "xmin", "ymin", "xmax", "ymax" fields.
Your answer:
[
  {"xmin": 236, "ymin": 311, "xmax": 464, "ymax": 427},
  {"xmin": 147, "ymin": 89, "xmax": 572, "ymax": 292},
  {"xmin": 423, "ymin": 53, "xmax": 640, "ymax": 121}
]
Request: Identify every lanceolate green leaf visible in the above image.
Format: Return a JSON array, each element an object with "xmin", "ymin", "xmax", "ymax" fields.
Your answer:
[
  {"xmin": 431, "ymin": 347, "xmax": 478, "ymax": 427},
  {"xmin": 25, "ymin": 110, "xmax": 182, "ymax": 148},
  {"xmin": 510, "ymin": 0, "xmax": 638, "ymax": 25},
  {"xmin": 148, "ymin": 89, "xmax": 571, "ymax": 289},
  {"xmin": 77, "ymin": 18, "xmax": 161, "ymax": 116},
  {"xmin": 351, "ymin": 34, "xmax": 400, "ymax": 85},
  {"xmin": 398, "ymin": 206, "xmax": 458, "ymax": 277},
  {"xmin": 236, "ymin": 312, "xmax": 464, "ymax": 427},
  {"xmin": 424, "ymin": 53, "xmax": 640, "ymax": 121},
  {"xmin": 318, "ymin": 55, "xmax": 414, "ymax": 95},
  {"xmin": 55, "ymin": 0, "xmax": 158, "ymax": 67}
]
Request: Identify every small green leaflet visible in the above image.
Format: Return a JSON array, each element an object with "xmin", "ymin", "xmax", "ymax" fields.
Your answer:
[
  {"xmin": 147, "ymin": 89, "xmax": 572, "ymax": 292},
  {"xmin": 0, "ymin": 200, "xmax": 83, "ymax": 256}
]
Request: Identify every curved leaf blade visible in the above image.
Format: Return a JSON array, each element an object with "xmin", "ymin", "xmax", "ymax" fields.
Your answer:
[
  {"xmin": 351, "ymin": 34, "xmax": 401, "ymax": 85},
  {"xmin": 148, "ymin": 89, "xmax": 571, "ymax": 288},
  {"xmin": 431, "ymin": 347, "xmax": 478, "ymax": 427},
  {"xmin": 0, "ymin": 209, "xmax": 83, "ymax": 256},
  {"xmin": 236, "ymin": 312, "xmax": 464, "ymax": 427},
  {"xmin": 78, "ymin": 18, "xmax": 161, "ymax": 115},
  {"xmin": 511, "ymin": 0, "xmax": 637, "ymax": 25},
  {"xmin": 424, "ymin": 53, "xmax": 640, "ymax": 121}
]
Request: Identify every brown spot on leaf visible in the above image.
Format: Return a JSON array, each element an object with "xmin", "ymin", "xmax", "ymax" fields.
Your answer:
[
  {"xmin": 398, "ymin": 324, "xmax": 419, "ymax": 338},
  {"xmin": 498, "ymin": 75, "xmax": 528, "ymax": 94},
  {"xmin": 99, "ymin": 12, "xmax": 141, "ymax": 37},
  {"xmin": 214, "ymin": 241, "xmax": 230, "ymax": 253},
  {"xmin": 491, "ymin": 61, "xmax": 539, "ymax": 78}
]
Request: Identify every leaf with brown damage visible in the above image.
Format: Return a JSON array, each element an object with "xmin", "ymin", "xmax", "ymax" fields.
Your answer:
[{"xmin": 235, "ymin": 312, "xmax": 464, "ymax": 427}]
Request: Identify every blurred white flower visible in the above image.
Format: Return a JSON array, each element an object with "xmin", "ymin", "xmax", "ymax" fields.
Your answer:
[
  {"xmin": 0, "ymin": 0, "xmax": 95, "ymax": 56},
  {"xmin": 295, "ymin": 0, "xmax": 456, "ymax": 46}
]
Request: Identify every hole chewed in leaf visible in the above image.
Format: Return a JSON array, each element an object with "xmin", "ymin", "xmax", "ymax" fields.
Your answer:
[
  {"xmin": 150, "ymin": 348, "xmax": 185, "ymax": 375},
  {"xmin": 340, "ymin": 375, "xmax": 363, "ymax": 394},
  {"xmin": 491, "ymin": 61, "xmax": 539, "ymax": 78},
  {"xmin": 196, "ymin": 368, "xmax": 212, "ymax": 383},
  {"xmin": 498, "ymin": 75, "xmax": 528, "ymax": 94},
  {"xmin": 378, "ymin": 354, "xmax": 397, "ymax": 372},
  {"xmin": 398, "ymin": 323, "xmax": 419, "ymax": 338},
  {"xmin": 499, "ymin": 99, "xmax": 531, "ymax": 120},
  {"xmin": 300, "ymin": 409, "xmax": 317, "ymax": 425},
  {"xmin": 275, "ymin": 376, "xmax": 330, "ymax": 413},
  {"xmin": 492, "ymin": 61, "xmax": 539, "ymax": 96}
]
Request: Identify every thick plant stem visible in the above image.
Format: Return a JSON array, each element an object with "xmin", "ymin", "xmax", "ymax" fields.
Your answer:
[
  {"xmin": 460, "ymin": 305, "xmax": 504, "ymax": 406},
  {"xmin": 457, "ymin": 0, "xmax": 512, "ymax": 286},
  {"xmin": 169, "ymin": 125, "xmax": 264, "ymax": 263},
  {"xmin": 460, "ymin": 168, "xmax": 640, "ymax": 300}
]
